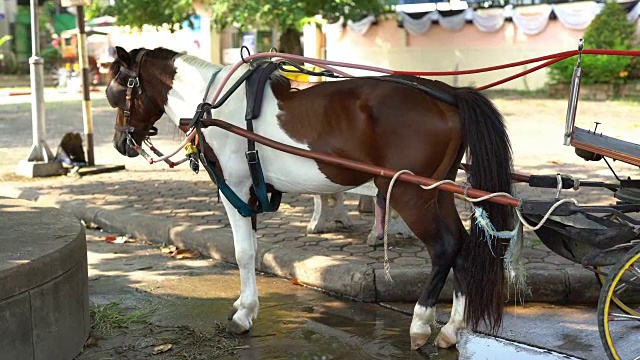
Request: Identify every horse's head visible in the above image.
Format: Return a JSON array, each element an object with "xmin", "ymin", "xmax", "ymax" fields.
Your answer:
[{"xmin": 106, "ymin": 46, "xmax": 176, "ymax": 157}]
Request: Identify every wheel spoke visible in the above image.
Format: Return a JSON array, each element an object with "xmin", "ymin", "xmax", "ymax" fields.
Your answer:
[
  {"xmin": 609, "ymin": 312, "xmax": 640, "ymax": 322},
  {"xmin": 613, "ymin": 282, "xmax": 629, "ymax": 294},
  {"xmin": 627, "ymin": 265, "xmax": 640, "ymax": 279}
]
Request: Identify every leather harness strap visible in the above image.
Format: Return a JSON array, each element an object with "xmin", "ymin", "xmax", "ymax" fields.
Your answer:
[
  {"xmin": 189, "ymin": 60, "xmax": 283, "ymax": 217},
  {"xmin": 244, "ymin": 61, "xmax": 283, "ymax": 213}
]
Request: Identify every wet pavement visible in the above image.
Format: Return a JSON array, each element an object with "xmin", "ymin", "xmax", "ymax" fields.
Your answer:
[{"xmin": 82, "ymin": 229, "xmax": 591, "ymax": 360}]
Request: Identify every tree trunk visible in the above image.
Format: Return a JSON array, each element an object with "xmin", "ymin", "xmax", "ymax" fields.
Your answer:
[{"xmin": 278, "ymin": 27, "xmax": 303, "ymax": 55}]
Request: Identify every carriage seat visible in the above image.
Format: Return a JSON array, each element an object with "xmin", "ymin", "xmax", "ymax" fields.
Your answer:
[{"xmin": 571, "ymin": 126, "xmax": 640, "ymax": 167}]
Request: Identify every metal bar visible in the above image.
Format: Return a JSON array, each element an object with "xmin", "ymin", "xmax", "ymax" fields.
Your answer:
[
  {"xmin": 564, "ymin": 39, "xmax": 583, "ymax": 146},
  {"xmin": 180, "ymin": 118, "xmax": 521, "ymax": 208},
  {"xmin": 76, "ymin": 5, "xmax": 94, "ymax": 166},
  {"xmin": 26, "ymin": 0, "xmax": 53, "ymax": 163}
]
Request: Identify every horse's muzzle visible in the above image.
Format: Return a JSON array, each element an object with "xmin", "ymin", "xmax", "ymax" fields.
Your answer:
[{"xmin": 113, "ymin": 132, "xmax": 140, "ymax": 158}]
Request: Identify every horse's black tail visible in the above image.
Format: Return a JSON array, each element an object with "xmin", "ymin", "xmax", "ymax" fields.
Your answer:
[{"xmin": 455, "ymin": 88, "xmax": 513, "ymax": 333}]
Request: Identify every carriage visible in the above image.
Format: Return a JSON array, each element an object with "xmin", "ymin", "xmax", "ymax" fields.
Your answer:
[{"xmin": 105, "ymin": 40, "xmax": 639, "ymax": 359}]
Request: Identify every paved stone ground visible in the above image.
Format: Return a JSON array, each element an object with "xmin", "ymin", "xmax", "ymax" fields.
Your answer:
[{"xmin": 1, "ymin": 89, "xmax": 639, "ymax": 303}]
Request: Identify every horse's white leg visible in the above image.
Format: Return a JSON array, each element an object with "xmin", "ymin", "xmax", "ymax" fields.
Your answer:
[
  {"xmin": 435, "ymin": 291, "xmax": 466, "ymax": 348},
  {"xmin": 410, "ymin": 303, "xmax": 436, "ymax": 350},
  {"xmin": 220, "ymin": 194, "xmax": 259, "ymax": 334}
]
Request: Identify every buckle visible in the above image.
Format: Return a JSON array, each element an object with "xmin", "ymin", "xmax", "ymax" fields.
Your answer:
[
  {"xmin": 127, "ymin": 77, "xmax": 139, "ymax": 88},
  {"xmin": 245, "ymin": 150, "xmax": 259, "ymax": 163}
]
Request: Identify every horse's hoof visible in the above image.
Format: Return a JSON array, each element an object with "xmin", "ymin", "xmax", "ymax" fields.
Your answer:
[
  {"xmin": 434, "ymin": 327, "xmax": 458, "ymax": 348},
  {"xmin": 227, "ymin": 308, "xmax": 238, "ymax": 321},
  {"xmin": 227, "ymin": 314, "xmax": 252, "ymax": 335},
  {"xmin": 366, "ymin": 233, "xmax": 384, "ymax": 247},
  {"xmin": 227, "ymin": 319, "xmax": 250, "ymax": 335},
  {"xmin": 410, "ymin": 333, "xmax": 430, "ymax": 350}
]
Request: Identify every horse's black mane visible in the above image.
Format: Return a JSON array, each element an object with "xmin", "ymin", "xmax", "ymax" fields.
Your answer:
[{"xmin": 107, "ymin": 47, "xmax": 179, "ymax": 81}]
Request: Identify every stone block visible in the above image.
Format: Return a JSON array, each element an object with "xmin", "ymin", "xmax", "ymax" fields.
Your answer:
[
  {"xmin": 0, "ymin": 293, "xmax": 34, "ymax": 360},
  {"xmin": 0, "ymin": 197, "xmax": 89, "ymax": 360},
  {"xmin": 525, "ymin": 269, "xmax": 568, "ymax": 303},
  {"xmin": 15, "ymin": 160, "xmax": 64, "ymax": 178},
  {"xmin": 564, "ymin": 267, "xmax": 600, "ymax": 304},
  {"xmin": 261, "ymin": 247, "xmax": 376, "ymax": 301},
  {"xmin": 31, "ymin": 262, "xmax": 90, "ymax": 360}
]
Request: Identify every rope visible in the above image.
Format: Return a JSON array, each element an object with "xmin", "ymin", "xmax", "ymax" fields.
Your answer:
[
  {"xmin": 420, "ymin": 181, "xmax": 580, "ymax": 231},
  {"xmin": 393, "ymin": 50, "xmax": 577, "ymax": 76},
  {"xmin": 476, "ymin": 55, "xmax": 571, "ymax": 90},
  {"xmin": 516, "ymin": 198, "xmax": 579, "ymax": 231},
  {"xmin": 383, "ymin": 169, "xmax": 415, "ymax": 281}
]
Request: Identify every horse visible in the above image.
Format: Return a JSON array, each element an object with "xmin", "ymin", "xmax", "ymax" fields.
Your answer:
[{"xmin": 105, "ymin": 46, "xmax": 514, "ymax": 350}]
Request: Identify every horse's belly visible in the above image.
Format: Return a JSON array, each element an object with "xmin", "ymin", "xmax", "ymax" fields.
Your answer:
[{"xmin": 260, "ymin": 148, "xmax": 355, "ymax": 194}]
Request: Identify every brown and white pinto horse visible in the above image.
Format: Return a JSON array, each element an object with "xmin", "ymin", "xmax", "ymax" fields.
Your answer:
[{"xmin": 106, "ymin": 47, "xmax": 513, "ymax": 349}]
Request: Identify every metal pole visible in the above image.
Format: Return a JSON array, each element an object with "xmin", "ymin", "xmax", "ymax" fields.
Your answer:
[
  {"xmin": 26, "ymin": 0, "xmax": 53, "ymax": 162},
  {"xmin": 76, "ymin": 5, "xmax": 94, "ymax": 165}
]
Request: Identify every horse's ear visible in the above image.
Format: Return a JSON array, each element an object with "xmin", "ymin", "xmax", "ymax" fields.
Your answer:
[{"xmin": 115, "ymin": 46, "xmax": 131, "ymax": 65}]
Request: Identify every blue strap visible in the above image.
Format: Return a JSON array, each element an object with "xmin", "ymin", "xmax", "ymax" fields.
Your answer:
[
  {"xmin": 194, "ymin": 124, "xmax": 254, "ymax": 217},
  {"xmin": 204, "ymin": 156, "xmax": 254, "ymax": 217}
]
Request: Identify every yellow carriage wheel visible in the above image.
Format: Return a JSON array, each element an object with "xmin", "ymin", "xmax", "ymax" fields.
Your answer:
[
  {"xmin": 597, "ymin": 243, "xmax": 640, "ymax": 360},
  {"xmin": 597, "ymin": 266, "xmax": 640, "ymax": 316}
]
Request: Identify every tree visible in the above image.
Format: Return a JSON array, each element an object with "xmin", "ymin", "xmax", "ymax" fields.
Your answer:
[
  {"xmin": 86, "ymin": 0, "xmax": 195, "ymax": 30},
  {"xmin": 583, "ymin": 1, "xmax": 636, "ymax": 50},
  {"xmin": 548, "ymin": 1, "xmax": 637, "ymax": 85},
  {"xmin": 86, "ymin": 0, "xmax": 392, "ymax": 55},
  {"xmin": 207, "ymin": 0, "xmax": 390, "ymax": 54}
]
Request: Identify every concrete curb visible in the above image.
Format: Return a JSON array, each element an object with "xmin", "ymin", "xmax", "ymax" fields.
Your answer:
[
  {"xmin": 0, "ymin": 197, "xmax": 89, "ymax": 360},
  {"xmin": 0, "ymin": 185, "xmax": 602, "ymax": 304}
]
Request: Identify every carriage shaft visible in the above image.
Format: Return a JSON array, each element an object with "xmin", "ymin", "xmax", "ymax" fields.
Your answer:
[{"xmin": 180, "ymin": 118, "xmax": 521, "ymax": 208}]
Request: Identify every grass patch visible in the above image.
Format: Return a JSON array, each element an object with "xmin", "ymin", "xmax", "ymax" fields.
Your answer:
[
  {"xmin": 527, "ymin": 237, "xmax": 543, "ymax": 248},
  {"xmin": 90, "ymin": 302, "xmax": 152, "ymax": 336},
  {"xmin": 82, "ymin": 302, "xmax": 243, "ymax": 359}
]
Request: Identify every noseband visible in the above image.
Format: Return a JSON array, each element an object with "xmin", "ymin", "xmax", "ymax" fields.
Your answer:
[{"xmin": 112, "ymin": 49, "xmax": 163, "ymax": 137}]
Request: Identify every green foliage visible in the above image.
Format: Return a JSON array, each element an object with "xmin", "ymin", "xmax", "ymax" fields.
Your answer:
[
  {"xmin": 207, "ymin": 0, "xmax": 391, "ymax": 54},
  {"xmin": 86, "ymin": 0, "xmax": 195, "ymax": 29},
  {"xmin": 548, "ymin": 2, "xmax": 637, "ymax": 85},
  {"xmin": 548, "ymin": 54, "xmax": 632, "ymax": 85},
  {"xmin": 41, "ymin": 45, "xmax": 62, "ymax": 69},
  {"xmin": 583, "ymin": 1, "xmax": 636, "ymax": 50},
  {"xmin": 207, "ymin": 0, "xmax": 390, "ymax": 32},
  {"xmin": 86, "ymin": 0, "xmax": 391, "ymax": 31},
  {"xmin": 86, "ymin": 0, "xmax": 392, "ymax": 55},
  {"xmin": 305, "ymin": 0, "xmax": 391, "ymax": 24}
]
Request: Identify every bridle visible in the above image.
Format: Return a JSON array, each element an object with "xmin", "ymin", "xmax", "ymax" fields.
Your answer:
[
  {"xmin": 112, "ymin": 49, "xmax": 164, "ymax": 133},
  {"xmin": 109, "ymin": 49, "xmax": 175, "ymax": 165}
]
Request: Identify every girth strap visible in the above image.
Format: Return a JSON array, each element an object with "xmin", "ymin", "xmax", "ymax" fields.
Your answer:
[{"xmin": 244, "ymin": 61, "xmax": 282, "ymax": 213}]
